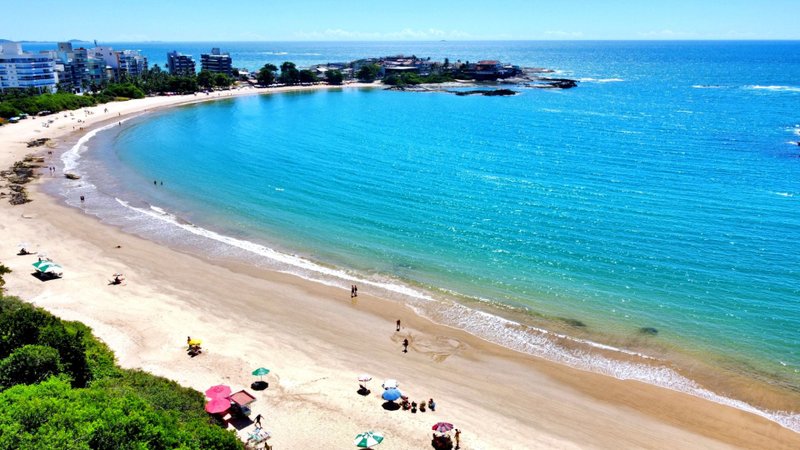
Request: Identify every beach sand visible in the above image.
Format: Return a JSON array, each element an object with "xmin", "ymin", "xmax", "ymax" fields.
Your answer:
[{"xmin": 1, "ymin": 87, "xmax": 798, "ymax": 449}]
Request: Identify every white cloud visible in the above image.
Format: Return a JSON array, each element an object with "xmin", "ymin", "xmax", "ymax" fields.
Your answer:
[
  {"xmin": 292, "ymin": 28, "xmax": 472, "ymax": 40},
  {"xmin": 543, "ymin": 30, "xmax": 584, "ymax": 38},
  {"xmin": 637, "ymin": 29, "xmax": 698, "ymax": 39}
]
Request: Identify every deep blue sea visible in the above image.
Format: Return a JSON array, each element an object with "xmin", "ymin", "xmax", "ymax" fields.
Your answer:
[{"xmin": 54, "ymin": 41, "xmax": 800, "ymax": 428}]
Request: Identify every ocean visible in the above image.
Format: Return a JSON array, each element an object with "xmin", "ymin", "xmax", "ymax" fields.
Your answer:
[{"xmin": 52, "ymin": 41, "xmax": 800, "ymax": 429}]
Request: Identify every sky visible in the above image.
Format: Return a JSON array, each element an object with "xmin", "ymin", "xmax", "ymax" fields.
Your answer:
[{"xmin": 3, "ymin": 0, "xmax": 800, "ymax": 42}]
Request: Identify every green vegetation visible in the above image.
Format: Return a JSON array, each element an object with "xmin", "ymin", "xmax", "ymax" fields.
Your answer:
[
  {"xmin": 325, "ymin": 70, "xmax": 344, "ymax": 85},
  {"xmin": 0, "ymin": 90, "xmax": 97, "ymax": 119},
  {"xmin": 0, "ymin": 266, "xmax": 243, "ymax": 450},
  {"xmin": 102, "ymin": 83, "xmax": 146, "ymax": 100},
  {"xmin": 356, "ymin": 64, "xmax": 381, "ymax": 83},
  {"xmin": 256, "ymin": 64, "xmax": 277, "ymax": 86},
  {"xmin": 279, "ymin": 61, "xmax": 300, "ymax": 85},
  {"xmin": 383, "ymin": 72, "xmax": 455, "ymax": 86}
]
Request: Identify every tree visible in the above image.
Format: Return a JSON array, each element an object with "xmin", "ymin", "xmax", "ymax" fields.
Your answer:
[
  {"xmin": 256, "ymin": 64, "xmax": 276, "ymax": 86},
  {"xmin": 197, "ymin": 70, "xmax": 213, "ymax": 89},
  {"xmin": 298, "ymin": 69, "xmax": 318, "ymax": 84},
  {"xmin": 213, "ymin": 73, "xmax": 232, "ymax": 88},
  {"xmin": 356, "ymin": 64, "xmax": 381, "ymax": 82},
  {"xmin": 0, "ymin": 344, "xmax": 62, "ymax": 388},
  {"xmin": 325, "ymin": 70, "xmax": 344, "ymax": 85},
  {"xmin": 0, "ymin": 263, "xmax": 9, "ymax": 293},
  {"xmin": 279, "ymin": 61, "xmax": 300, "ymax": 85}
]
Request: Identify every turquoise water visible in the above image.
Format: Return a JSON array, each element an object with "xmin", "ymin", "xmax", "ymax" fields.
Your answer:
[{"xmin": 64, "ymin": 42, "xmax": 800, "ymax": 421}]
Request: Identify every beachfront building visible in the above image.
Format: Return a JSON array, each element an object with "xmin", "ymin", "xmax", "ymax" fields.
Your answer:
[
  {"xmin": 167, "ymin": 51, "xmax": 196, "ymax": 76},
  {"xmin": 87, "ymin": 46, "xmax": 148, "ymax": 82},
  {"xmin": 0, "ymin": 42, "xmax": 57, "ymax": 93},
  {"xmin": 200, "ymin": 48, "xmax": 233, "ymax": 76}
]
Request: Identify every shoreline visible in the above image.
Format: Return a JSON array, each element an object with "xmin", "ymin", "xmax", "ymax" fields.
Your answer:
[{"xmin": 1, "ymin": 87, "xmax": 799, "ymax": 448}]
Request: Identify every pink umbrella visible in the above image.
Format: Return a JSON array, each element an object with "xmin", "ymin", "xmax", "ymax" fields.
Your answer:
[
  {"xmin": 205, "ymin": 397, "xmax": 231, "ymax": 414},
  {"xmin": 205, "ymin": 384, "xmax": 232, "ymax": 399},
  {"xmin": 432, "ymin": 422, "xmax": 454, "ymax": 433}
]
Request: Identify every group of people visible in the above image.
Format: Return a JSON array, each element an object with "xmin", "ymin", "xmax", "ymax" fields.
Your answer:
[
  {"xmin": 350, "ymin": 284, "xmax": 358, "ymax": 298},
  {"xmin": 400, "ymin": 396, "xmax": 436, "ymax": 414}
]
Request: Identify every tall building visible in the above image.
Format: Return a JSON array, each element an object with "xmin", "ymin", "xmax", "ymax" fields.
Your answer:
[
  {"xmin": 0, "ymin": 42, "xmax": 57, "ymax": 92},
  {"xmin": 200, "ymin": 48, "xmax": 232, "ymax": 76},
  {"xmin": 87, "ymin": 46, "xmax": 147, "ymax": 81},
  {"xmin": 167, "ymin": 51, "xmax": 196, "ymax": 76}
]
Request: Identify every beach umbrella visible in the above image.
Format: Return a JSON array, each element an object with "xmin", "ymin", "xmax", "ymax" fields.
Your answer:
[
  {"xmin": 205, "ymin": 397, "xmax": 231, "ymax": 414},
  {"xmin": 188, "ymin": 338, "xmax": 202, "ymax": 346},
  {"xmin": 381, "ymin": 388, "xmax": 402, "ymax": 402},
  {"xmin": 381, "ymin": 379, "xmax": 398, "ymax": 389},
  {"xmin": 432, "ymin": 422, "xmax": 454, "ymax": 434},
  {"xmin": 252, "ymin": 367, "xmax": 270, "ymax": 381},
  {"xmin": 354, "ymin": 431, "xmax": 384, "ymax": 448},
  {"xmin": 205, "ymin": 384, "xmax": 231, "ymax": 399},
  {"xmin": 358, "ymin": 374, "xmax": 372, "ymax": 383},
  {"xmin": 32, "ymin": 260, "xmax": 63, "ymax": 276}
]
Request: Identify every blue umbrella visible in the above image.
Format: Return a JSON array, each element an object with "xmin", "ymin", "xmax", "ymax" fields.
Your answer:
[{"xmin": 381, "ymin": 388, "xmax": 402, "ymax": 402}]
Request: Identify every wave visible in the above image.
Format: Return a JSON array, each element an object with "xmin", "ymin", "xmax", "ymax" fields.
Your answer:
[
  {"xmin": 113, "ymin": 197, "xmax": 436, "ymax": 302},
  {"xmin": 578, "ymin": 77, "xmax": 624, "ymax": 83},
  {"xmin": 746, "ymin": 85, "xmax": 800, "ymax": 92},
  {"xmin": 691, "ymin": 84, "xmax": 725, "ymax": 89}
]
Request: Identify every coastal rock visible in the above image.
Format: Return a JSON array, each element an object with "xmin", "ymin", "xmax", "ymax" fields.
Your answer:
[
  {"xmin": 638, "ymin": 327, "xmax": 658, "ymax": 336},
  {"xmin": 65, "ymin": 173, "xmax": 81, "ymax": 180},
  {"xmin": 532, "ymin": 78, "xmax": 578, "ymax": 89},
  {"xmin": 453, "ymin": 89, "xmax": 517, "ymax": 97},
  {"xmin": 26, "ymin": 138, "xmax": 50, "ymax": 148}
]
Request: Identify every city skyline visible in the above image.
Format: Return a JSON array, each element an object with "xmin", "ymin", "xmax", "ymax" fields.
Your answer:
[{"xmin": 2, "ymin": 0, "xmax": 800, "ymax": 42}]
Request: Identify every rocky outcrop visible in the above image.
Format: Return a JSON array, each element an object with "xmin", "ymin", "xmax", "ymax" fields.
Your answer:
[
  {"xmin": 27, "ymin": 138, "xmax": 51, "ymax": 148},
  {"xmin": 1, "ymin": 155, "xmax": 43, "ymax": 205},
  {"xmin": 453, "ymin": 89, "xmax": 517, "ymax": 96},
  {"xmin": 64, "ymin": 173, "xmax": 81, "ymax": 180}
]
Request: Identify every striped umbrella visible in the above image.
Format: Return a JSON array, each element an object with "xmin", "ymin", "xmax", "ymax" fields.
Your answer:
[
  {"xmin": 32, "ymin": 260, "xmax": 63, "ymax": 276},
  {"xmin": 432, "ymin": 422, "xmax": 454, "ymax": 433},
  {"xmin": 354, "ymin": 431, "xmax": 384, "ymax": 448}
]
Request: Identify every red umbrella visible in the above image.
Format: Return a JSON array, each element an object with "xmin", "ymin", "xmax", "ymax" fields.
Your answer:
[
  {"xmin": 205, "ymin": 384, "xmax": 231, "ymax": 399},
  {"xmin": 205, "ymin": 397, "xmax": 231, "ymax": 414},
  {"xmin": 432, "ymin": 422, "xmax": 454, "ymax": 433}
]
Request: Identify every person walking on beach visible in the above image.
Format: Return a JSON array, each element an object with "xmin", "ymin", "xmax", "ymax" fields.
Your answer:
[
  {"xmin": 402, "ymin": 338, "xmax": 409, "ymax": 353},
  {"xmin": 354, "ymin": 285, "xmax": 358, "ymax": 297},
  {"xmin": 350, "ymin": 285, "xmax": 355, "ymax": 298},
  {"xmin": 396, "ymin": 319, "xmax": 401, "ymax": 332},
  {"xmin": 254, "ymin": 413, "xmax": 263, "ymax": 427},
  {"xmin": 454, "ymin": 429, "xmax": 461, "ymax": 449}
]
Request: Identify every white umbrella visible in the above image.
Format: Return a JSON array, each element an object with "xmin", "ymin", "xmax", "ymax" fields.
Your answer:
[
  {"xmin": 382, "ymin": 379, "xmax": 398, "ymax": 389},
  {"xmin": 358, "ymin": 374, "xmax": 372, "ymax": 383},
  {"xmin": 354, "ymin": 431, "xmax": 384, "ymax": 448}
]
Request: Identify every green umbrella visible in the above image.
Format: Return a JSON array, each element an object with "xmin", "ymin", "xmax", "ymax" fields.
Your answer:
[
  {"xmin": 252, "ymin": 367, "xmax": 270, "ymax": 381},
  {"xmin": 32, "ymin": 260, "xmax": 63, "ymax": 277},
  {"xmin": 354, "ymin": 431, "xmax": 384, "ymax": 448}
]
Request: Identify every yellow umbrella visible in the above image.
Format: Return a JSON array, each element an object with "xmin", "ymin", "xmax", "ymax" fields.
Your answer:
[{"xmin": 188, "ymin": 338, "xmax": 202, "ymax": 346}]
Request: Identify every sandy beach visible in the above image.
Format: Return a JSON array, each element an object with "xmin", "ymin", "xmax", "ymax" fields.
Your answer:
[{"xmin": 1, "ymin": 87, "xmax": 799, "ymax": 449}]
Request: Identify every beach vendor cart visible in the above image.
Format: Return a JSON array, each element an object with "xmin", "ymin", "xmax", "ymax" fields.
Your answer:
[{"xmin": 229, "ymin": 389, "xmax": 257, "ymax": 417}]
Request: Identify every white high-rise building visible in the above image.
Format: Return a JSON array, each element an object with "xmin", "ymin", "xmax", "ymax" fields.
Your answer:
[{"xmin": 0, "ymin": 42, "xmax": 57, "ymax": 92}]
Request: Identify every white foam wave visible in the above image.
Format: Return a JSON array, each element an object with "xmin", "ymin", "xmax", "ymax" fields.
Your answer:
[
  {"xmin": 746, "ymin": 85, "xmax": 800, "ymax": 92},
  {"xmin": 61, "ymin": 115, "xmax": 140, "ymax": 173},
  {"xmin": 691, "ymin": 84, "xmax": 725, "ymax": 89},
  {"xmin": 416, "ymin": 301, "xmax": 800, "ymax": 433},
  {"xmin": 113, "ymin": 198, "xmax": 436, "ymax": 302},
  {"xmin": 774, "ymin": 192, "xmax": 794, "ymax": 197},
  {"xmin": 577, "ymin": 77, "xmax": 624, "ymax": 83}
]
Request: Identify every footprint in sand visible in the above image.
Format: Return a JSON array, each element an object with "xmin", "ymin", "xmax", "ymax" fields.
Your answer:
[{"xmin": 394, "ymin": 334, "xmax": 466, "ymax": 362}]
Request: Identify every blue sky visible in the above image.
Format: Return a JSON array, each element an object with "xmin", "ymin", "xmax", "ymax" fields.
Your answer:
[{"xmin": 3, "ymin": 0, "xmax": 799, "ymax": 41}]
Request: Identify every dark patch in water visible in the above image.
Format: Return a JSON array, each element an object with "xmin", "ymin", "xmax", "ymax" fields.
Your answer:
[
  {"xmin": 559, "ymin": 317, "xmax": 586, "ymax": 328},
  {"xmin": 639, "ymin": 327, "xmax": 658, "ymax": 336}
]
